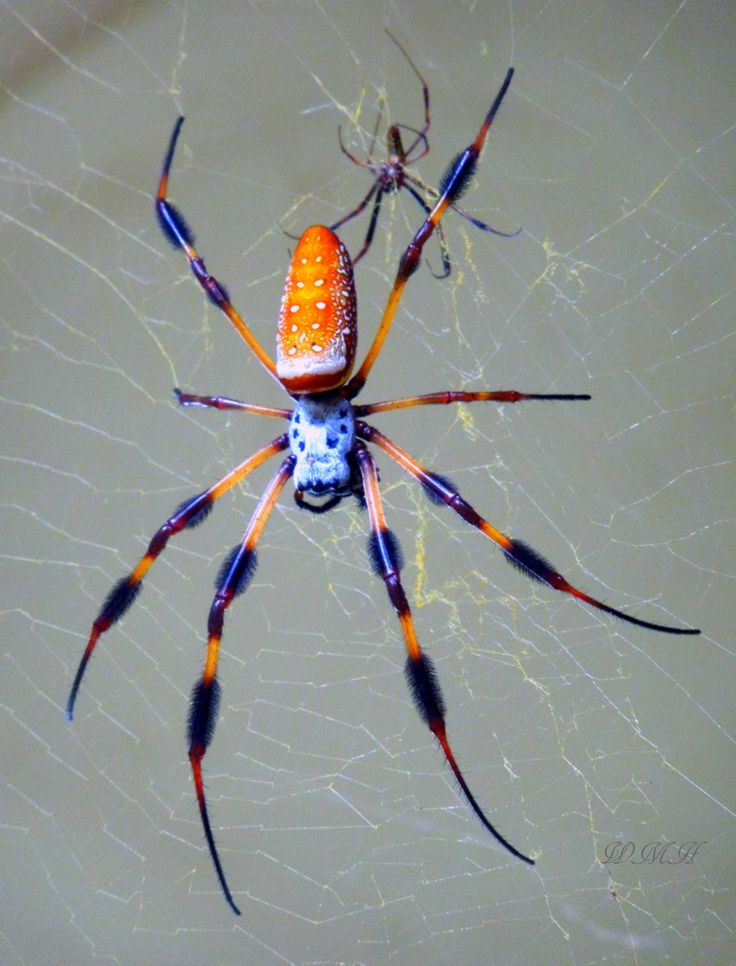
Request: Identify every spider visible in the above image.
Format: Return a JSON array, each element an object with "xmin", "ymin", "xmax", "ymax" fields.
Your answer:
[
  {"xmin": 66, "ymin": 69, "xmax": 700, "ymax": 916},
  {"xmin": 327, "ymin": 31, "xmax": 520, "ymax": 276}
]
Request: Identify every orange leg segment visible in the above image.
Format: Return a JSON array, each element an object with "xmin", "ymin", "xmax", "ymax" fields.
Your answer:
[
  {"xmin": 355, "ymin": 388, "xmax": 590, "ymax": 417},
  {"xmin": 359, "ymin": 423, "xmax": 700, "ymax": 636},
  {"xmin": 156, "ymin": 117, "xmax": 279, "ymax": 386},
  {"xmin": 355, "ymin": 442, "xmax": 534, "ymax": 865},
  {"xmin": 188, "ymin": 454, "xmax": 295, "ymax": 916}
]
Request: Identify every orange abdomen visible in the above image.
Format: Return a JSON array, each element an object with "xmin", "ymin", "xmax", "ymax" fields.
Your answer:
[{"xmin": 276, "ymin": 225, "xmax": 357, "ymax": 394}]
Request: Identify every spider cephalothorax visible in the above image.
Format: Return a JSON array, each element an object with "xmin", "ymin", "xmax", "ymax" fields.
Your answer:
[
  {"xmin": 289, "ymin": 392, "xmax": 356, "ymax": 496},
  {"xmin": 66, "ymin": 67, "xmax": 699, "ymax": 916}
]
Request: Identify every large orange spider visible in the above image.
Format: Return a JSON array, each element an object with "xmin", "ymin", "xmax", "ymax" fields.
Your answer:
[{"xmin": 66, "ymin": 69, "xmax": 699, "ymax": 915}]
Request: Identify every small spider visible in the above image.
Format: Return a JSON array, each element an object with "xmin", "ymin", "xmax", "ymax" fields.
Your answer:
[
  {"xmin": 66, "ymin": 70, "xmax": 699, "ymax": 916},
  {"xmin": 328, "ymin": 31, "xmax": 520, "ymax": 275}
]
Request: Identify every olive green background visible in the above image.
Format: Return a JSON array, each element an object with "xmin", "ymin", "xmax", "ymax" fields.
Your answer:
[{"xmin": 1, "ymin": 2, "xmax": 732, "ymax": 964}]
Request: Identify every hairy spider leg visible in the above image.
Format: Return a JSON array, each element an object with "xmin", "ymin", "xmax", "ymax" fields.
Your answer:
[
  {"xmin": 65, "ymin": 435, "xmax": 289, "ymax": 721},
  {"xmin": 354, "ymin": 389, "xmax": 591, "ymax": 417},
  {"xmin": 355, "ymin": 443, "xmax": 534, "ymax": 863},
  {"xmin": 346, "ymin": 67, "xmax": 515, "ymax": 397},
  {"xmin": 358, "ymin": 424, "xmax": 700, "ymax": 636},
  {"xmin": 156, "ymin": 117, "xmax": 279, "ymax": 385},
  {"xmin": 188, "ymin": 454, "xmax": 295, "ymax": 916}
]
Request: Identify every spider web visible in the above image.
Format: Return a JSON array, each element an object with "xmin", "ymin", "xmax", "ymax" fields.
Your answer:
[{"xmin": 1, "ymin": 1, "xmax": 733, "ymax": 963}]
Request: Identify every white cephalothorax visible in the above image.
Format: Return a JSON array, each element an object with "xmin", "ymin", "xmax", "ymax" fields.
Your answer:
[{"xmin": 289, "ymin": 393, "xmax": 356, "ymax": 494}]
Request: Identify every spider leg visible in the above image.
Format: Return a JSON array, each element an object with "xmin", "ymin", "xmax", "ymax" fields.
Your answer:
[
  {"xmin": 403, "ymin": 182, "xmax": 450, "ymax": 278},
  {"xmin": 391, "ymin": 122, "xmax": 429, "ymax": 164},
  {"xmin": 355, "ymin": 443, "xmax": 534, "ymax": 865},
  {"xmin": 448, "ymin": 202, "xmax": 522, "ymax": 239},
  {"xmin": 347, "ymin": 68, "xmax": 515, "ymax": 397},
  {"xmin": 189, "ymin": 454, "xmax": 295, "ymax": 916},
  {"xmin": 336, "ymin": 124, "xmax": 380, "ymax": 171},
  {"xmin": 338, "ymin": 78, "xmax": 388, "ymax": 172},
  {"xmin": 385, "ymin": 30, "xmax": 430, "ymax": 156},
  {"xmin": 365, "ymin": 89, "xmax": 386, "ymax": 161},
  {"xmin": 174, "ymin": 388, "xmax": 291, "ymax": 417},
  {"xmin": 347, "ymin": 187, "xmax": 387, "ymax": 265},
  {"xmin": 329, "ymin": 131, "xmax": 385, "ymax": 263},
  {"xmin": 358, "ymin": 423, "xmax": 700, "ymax": 635},
  {"xmin": 355, "ymin": 389, "xmax": 590, "ymax": 417},
  {"xmin": 329, "ymin": 182, "xmax": 380, "ymax": 234},
  {"xmin": 65, "ymin": 434, "xmax": 289, "ymax": 721},
  {"xmin": 156, "ymin": 117, "xmax": 279, "ymax": 385}
]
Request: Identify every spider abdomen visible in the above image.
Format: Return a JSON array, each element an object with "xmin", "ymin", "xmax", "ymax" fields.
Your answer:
[
  {"xmin": 289, "ymin": 392, "xmax": 356, "ymax": 495},
  {"xmin": 277, "ymin": 225, "xmax": 357, "ymax": 394}
]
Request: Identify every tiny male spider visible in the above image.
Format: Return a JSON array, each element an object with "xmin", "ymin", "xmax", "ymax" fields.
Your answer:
[
  {"xmin": 328, "ymin": 31, "xmax": 519, "ymax": 276},
  {"xmin": 66, "ymin": 69, "xmax": 699, "ymax": 916}
]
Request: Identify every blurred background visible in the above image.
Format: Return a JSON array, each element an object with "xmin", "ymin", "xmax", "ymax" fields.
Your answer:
[{"xmin": 1, "ymin": 1, "xmax": 732, "ymax": 963}]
